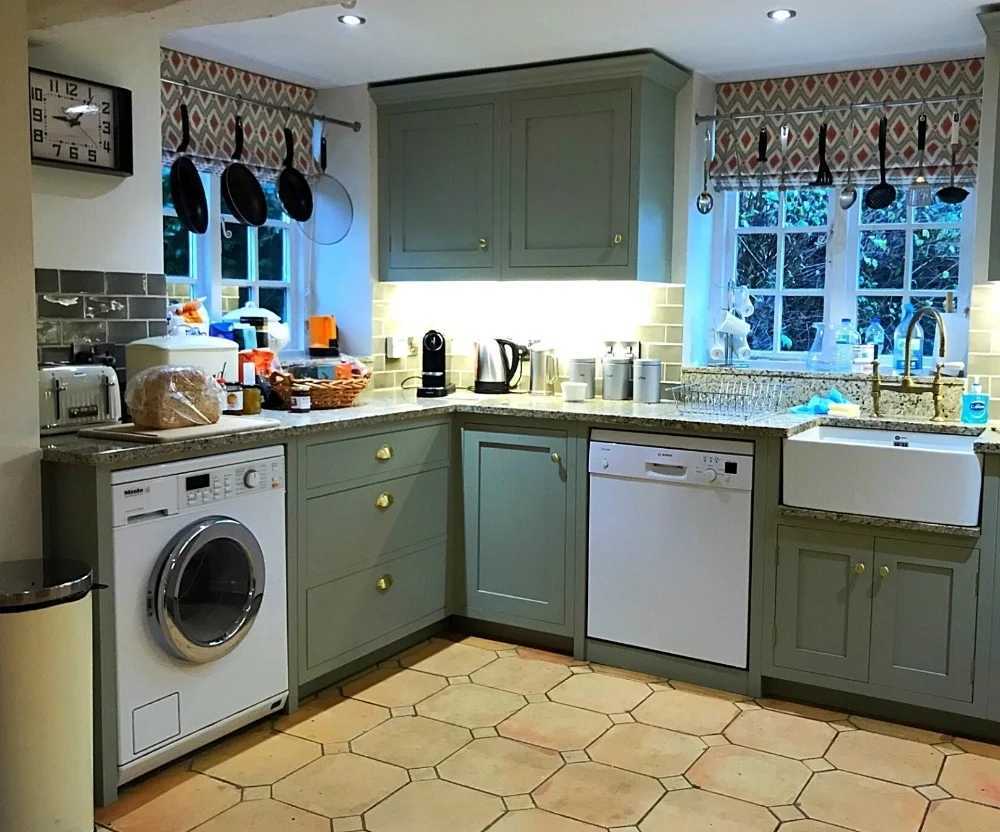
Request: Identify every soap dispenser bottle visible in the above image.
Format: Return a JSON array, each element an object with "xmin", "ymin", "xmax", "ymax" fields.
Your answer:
[{"xmin": 961, "ymin": 377, "xmax": 990, "ymax": 425}]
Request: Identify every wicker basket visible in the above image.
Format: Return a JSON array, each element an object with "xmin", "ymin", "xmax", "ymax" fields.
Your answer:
[{"xmin": 270, "ymin": 371, "xmax": 371, "ymax": 410}]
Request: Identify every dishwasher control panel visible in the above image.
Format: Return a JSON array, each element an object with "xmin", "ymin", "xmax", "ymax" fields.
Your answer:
[{"xmin": 589, "ymin": 441, "xmax": 753, "ymax": 491}]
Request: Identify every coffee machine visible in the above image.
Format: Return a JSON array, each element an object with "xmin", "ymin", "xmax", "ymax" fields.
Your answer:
[{"xmin": 416, "ymin": 330, "xmax": 455, "ymax": 398}]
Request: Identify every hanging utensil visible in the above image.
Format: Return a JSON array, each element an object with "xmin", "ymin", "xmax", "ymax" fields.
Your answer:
[
  {"xmin": 864, "ymin": 115, "xmax": 897, "ymax": 211},
  {"xmin": 221, "ymin": 114, "xmax": 267, "ymax": 227},
  {"xmin": 814, "ymin": 122, "xmax": 834, "ymax": 186},
  {"xmin": 839, "ymin": 106, "xmax": 858, "ymax": 210},
  {"xmin": 909, "ymin": 113, "xmax": 933, "ymax": 207},
  {"xmin": 756, "ymin": 126, "xmax": 768, "ymax": 193},
  {"xmin": 298, "ymin": 134, "xmax": 355, "ymax": 246},
  {"xmin": 696, "ymin": 128, "xmax": 714, "ymax": 214},
  {"xmin": 277, "ymin": 127, "xmax": 314, "ymax": 222},
  {"xmin": 778, "ymin": 123, "xmax": 790, "ymax": 192},
  {"xmin": 937, "ymin": 111, "xmax": 970, "ymax": 205},
  {"xmin": 169, "ymin": 103, "xmax": 209, "ymax": 234}
]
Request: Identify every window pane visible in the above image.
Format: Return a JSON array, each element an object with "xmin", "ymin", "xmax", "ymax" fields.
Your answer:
[
  {"xmin": 258, "ymin": 226, "xmax": 286, "ymax": 281},
  {"xmin": 738, "ymin": 191, "xmax": 779, "ymax": 228},
  {"xmin": 912, "ymin": 296, "xmax": 947, "ymax": 359},
  {"xmin": 259, "ymin": 287, "xmax": 289, "ymax": 321},
  {"xmin": 222, "ymin": 223, "xmax": 249, "ymax": 280},
  {"xmin": 861, "ymin": 187, "xmax": 907, "ymax": 225},
  {"xmin": 163, "ymin": 216, "xmax": 191, "ymax": 278},
  {"xmin": 781, "ymin": 296, "xmax": 824, "ymax": 352},
  {"xmin": 167, "ymin": 282, "xmax": 193, "ymax": 305},
  {"xmin": 911, "ymin": 228, "xmax": 960, "ymax": 291},
  {"xmin": 857, "ymin": 296, "xmax": 903, "ymax": 345},
  {"xmin": 162, "ymin": 165, "xmax": 174, "ymax": 210},
  {"xmin": 859, "ymin": 230, "xmax": 906, "ymax": 290},
  {"xmin": 914, "ymin": 199, "xmax": 964, "ymax": 225},
  {"xmin": 221, "ymin": 285, "xmax": 252, "ymax": 315},
  {"xmin": 784, "ymin": 189, "xmax": 829, "ymax": 228},
  {"xmin": 262, "ymin": 181, "xmax": 287, "ymax": 222},
  {"xmin": 737, "ymin": 234, "xmax": 778, "ymax": 289},
  {"xmin": 748, "ymin": 295, "xmax": 775, "ymax": 351},
  {"xmin": 783, "ymin": 232, "xmax": 827, "ymax": 289}
]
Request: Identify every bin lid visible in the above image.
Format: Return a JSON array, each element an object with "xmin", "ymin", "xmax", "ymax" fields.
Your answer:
[{"xmin": 0, "ymin": 559, "xmax": 93, "ymax": 613}]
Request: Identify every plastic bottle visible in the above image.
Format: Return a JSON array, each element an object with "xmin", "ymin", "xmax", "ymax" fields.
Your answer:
[
  {"xmin": 833, "ymin": 318, "xmax": 860, "ymax": 373},
  {"xmin": 893, "ymin": 304, "xmax": 924, "ymax": 375},
  {"xmin": 961, "ymin": 377, "xmax": 990, "ymax": 425},
  {"xmin": 861, "ymin": 318, "xmax": 887, "ymax": 362}
]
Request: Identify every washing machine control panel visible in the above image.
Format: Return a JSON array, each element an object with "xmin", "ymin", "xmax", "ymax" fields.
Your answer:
[{"xmin": 180, "ymin": 458, "xmax": 284, "ymax": 507}]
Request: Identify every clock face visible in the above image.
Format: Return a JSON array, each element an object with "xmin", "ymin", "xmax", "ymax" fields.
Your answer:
[{"xmin": 28, "ymin": 69, "xmax": 130, "ymax": 173}]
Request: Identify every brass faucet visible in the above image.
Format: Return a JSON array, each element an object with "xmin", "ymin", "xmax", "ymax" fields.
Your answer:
[{"xmin": 871, "ymin": 307, "xmax": 948, "ymax": 421}]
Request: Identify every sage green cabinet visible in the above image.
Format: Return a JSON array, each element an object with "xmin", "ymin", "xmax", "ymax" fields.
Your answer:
[{"xmin": 461, "ymin": 426, "xmax": 574, "ymax": 634}]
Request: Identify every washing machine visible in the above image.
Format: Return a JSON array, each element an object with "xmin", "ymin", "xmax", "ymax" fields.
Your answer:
[{"xmin": 111, "ymin": 446, "xmax": 288, "ymax": 784}]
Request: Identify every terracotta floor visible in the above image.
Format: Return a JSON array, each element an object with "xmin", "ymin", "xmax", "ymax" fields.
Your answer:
[{"xmin": 97, "ymin": 634, "xmax": 1000, "ymax": 832}]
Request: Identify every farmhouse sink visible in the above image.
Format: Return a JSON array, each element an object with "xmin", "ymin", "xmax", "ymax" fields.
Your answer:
[{"xmin": 783, "ymin": 427, "xmax": 983, "ymax": 527}]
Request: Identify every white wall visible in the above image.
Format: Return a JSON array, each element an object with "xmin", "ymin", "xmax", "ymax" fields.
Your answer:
[
  {"xmin": 0, "ymin": 0, "xmax": 42, "ymax": 561},
  {"xmin": 30, "ymin": 22, "xmax": 163, "ymax": 274},
  {"xmin": 308, "ymin": 85, "xmax": 376, "ymax": 356}
]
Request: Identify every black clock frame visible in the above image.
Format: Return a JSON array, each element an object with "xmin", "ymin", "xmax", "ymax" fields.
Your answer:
[{"xmin": 28, "ymin": 67, "xmax": 134, "ymax": 178}]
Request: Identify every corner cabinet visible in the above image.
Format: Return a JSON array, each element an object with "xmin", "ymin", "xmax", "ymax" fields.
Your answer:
[{"xmin": 372, "ymin": 53, "xmax": 690, "ymax": 282}]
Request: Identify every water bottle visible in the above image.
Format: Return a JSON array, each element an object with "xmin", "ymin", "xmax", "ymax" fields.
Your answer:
[
  {"xmin": 893, "ymin": 304, "xmax": 924, "ymax": 375},
  {"xmin": 833, "ymin": 318, "xmax": 859, "ymax": 373},
  {"xmin": 862, "ymin": 318, "xmax": 887, "ymax": 361}
]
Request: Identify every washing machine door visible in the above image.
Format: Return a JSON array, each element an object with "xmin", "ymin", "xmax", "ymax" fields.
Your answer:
[{"xmin": 148, "ymin": 516, "xmax": 266, "ymax": 664}]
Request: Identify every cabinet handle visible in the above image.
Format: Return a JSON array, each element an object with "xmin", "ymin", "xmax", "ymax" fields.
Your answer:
[
  {"xmin": 551, "ymin": 453, "xmax": 561, "ymax": 464},
  {"xmin": 613, "ymin": 233, "xmax": 623, "ymax": 245},
  {"xmin": 879, "ymin": 566, "xmax": 890, "ymax": 578},
  {"xmin": 855, "ymin": 563, "xmax": 866, "ymax": 575},
  {"xmin": 376, "ymin": 574, "xmax": 394, "ymax": 593},
  {"xmin": 375, "ymin": 492, "xmax": 394, "ymax": 510},
  {"xmin": 479, "ymin": 238, "xmax": 489, "ymax": 251},
  {"xmin": 375, "ymin": 445, "xmax": 393, "ymax": 461}
]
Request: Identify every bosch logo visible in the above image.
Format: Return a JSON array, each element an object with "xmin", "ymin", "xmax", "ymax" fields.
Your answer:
[{"xmin": 123, "ymin": 486, "xmax": 149, "ymax": 497}]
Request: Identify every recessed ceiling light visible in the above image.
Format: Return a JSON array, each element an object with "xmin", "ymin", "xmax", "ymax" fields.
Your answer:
[
  {"xmin": 767, "ymin": 8, "xmax": 797, "ymax": 21},
  {"xmin": 338, "ymin": 14, "xmax": 366, "ymax": 25}
]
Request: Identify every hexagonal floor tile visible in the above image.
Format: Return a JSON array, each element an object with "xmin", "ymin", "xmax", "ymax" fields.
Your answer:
[
  {"xmin": 190, "ymin": 798, "xmax": 330, "ymax": 832},
  {"xmin": 275, "ymin": 696, "xmax": 389, "ymax": 744},
  {"xmin": 798, "ymin": 770, "xmax": 928, "ymax": 832},
  {"xmin": 271, "ymin": 753, "xmax": 407, "ymax": 818},
  {"xmin": 471, "ymin": 657, "xmax": 571, "ymax": 694},
  {"xmin": 365, "ymin": 778, "xmax": 504, "ymax": 832},
  {"xmin": 498, "ymin": 702, "xmax": 611, "ymax": 751},
  {"xmin": 923, "ymin": 798, "xmax": 1000, "ymax": 832},
  {"xmin": 778, "ymin": 822, "xmax": 855, "ymax": 832},
  {"xmin": 724, "ymin": 709, "xmax": 835, "ymax": 759},
  {"xmin": 416, "ymin": 683, "xmax": 525, "ymax": 729},
  {"xmin": 342, "ymin": 668, "xmax": 446, "ymax": 708},
  {"xmin": 686, "ymin": 744, "xmax": 810, "ymax": 806},
  {"xmin": 591, "ymin": 664, "xmax": 665, "ymax": 683},
  {"xmin": 668, "ymin": 680, "xmax": 749, "ymax": 702},
  {"xmin": 351, "ymin": 715, "xmax": 471, "ymax": 768},
  {"xmin": 939, "ymin": 752, "xmax": 1000, "ymax": 808},
  {"xmin": 847, "ymin": 715, "xmax": 950, "ymax": 744},
  {"xmin": 632, "ymin": 689, "xmax": 739, "ymax": 737},
  {"xmin": 756, "ymin": 697, "xmax": 847, "ymax": 722},
  {"xmin": 548, "ymin": 672, "xmax": 651, "ymax": 714},
  {"xmin": 191, "ymin": 726, "xmax": 320, "ymax": 787},
  {"xmin": 586, "ymin": 722, "xmax": 705, "ymax": 778},
  {"xmin": 952, "ymin": 737, "xmax": 1000, "ymax": 760},
  {"xmin": 515, "ymin": 646, "xmax": 587, "ymax": 667},
  {"xmin": 488, "ymin": 808, "xmax": 601, "ymax": 832},
  {"xmin": 400, "ymin": 640, "xmax": 497, "ymax": 677},
  {"xmin": 533, "ymin": 762, "xmax": 662, "ymax": 827},
  {"xmin": 95, "ymin": 769, "xmax": 241, "ymax": 832},
  {"xmin": 438, "ymin": 736, "xmax": 563, "ymax": 795},
  {"xmin": 638, "ymin": 787, "xmax": 778, "ymax": 832},
  {"xmin": 825, "ymin": 729, "xmax": 944, "ymax": 787}
]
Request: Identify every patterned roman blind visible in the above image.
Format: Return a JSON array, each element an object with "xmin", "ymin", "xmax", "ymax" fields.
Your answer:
[
  {"xmin": 711, "ymin": 59, "xmax": 984, "ymax": 191},
  {"xmin": 161, "ymin": 48, "xmax": 320, "ymax": 182}
]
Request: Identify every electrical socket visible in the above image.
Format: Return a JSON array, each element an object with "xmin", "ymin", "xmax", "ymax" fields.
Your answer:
[
  {"xmin": 385, "ymin": 336, "xmax": 409, "ymax": 360},
  {"xmin": 407, "ymin": 337, "xmax": 419, "ymax": 357}
]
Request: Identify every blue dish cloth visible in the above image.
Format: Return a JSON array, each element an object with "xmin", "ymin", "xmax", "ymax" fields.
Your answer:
[{"xmin": 789, "ymin": 388, "xmax": 850, "ymax": 415}]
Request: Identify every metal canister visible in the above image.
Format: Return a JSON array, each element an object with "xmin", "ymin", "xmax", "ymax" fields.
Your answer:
[
  {"xmin": 633, "ymin": 358, "xmax": 662, "ymax": 403},
  {"xmin": 529, "ymin": 346, "xmax": 558, "ymax": 395},
  {"xmin": 601, "ymin": 357, "xmax": 633, "ymax": 400},
  {"xmin": 566, "ymin": 358, "xmax": 596, "ymax": 400}
]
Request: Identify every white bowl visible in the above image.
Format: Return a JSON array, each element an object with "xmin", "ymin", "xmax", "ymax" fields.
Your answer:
[{"xmin": 561, "ymin": 381, "xmax": 588, "ymax": 402}]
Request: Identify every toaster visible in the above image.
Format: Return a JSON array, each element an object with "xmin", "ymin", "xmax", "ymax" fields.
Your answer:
[{"xmin": 38, "ymin": 365, "xmax": 121, "ymax": 434}]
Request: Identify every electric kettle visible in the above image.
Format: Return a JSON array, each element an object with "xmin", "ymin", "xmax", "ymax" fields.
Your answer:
[{"xmin": 474, "ymin": 338, "xmax": 520, "ymax": 394}]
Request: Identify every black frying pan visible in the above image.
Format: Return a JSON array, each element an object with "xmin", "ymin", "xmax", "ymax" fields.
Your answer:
[
  {"xmin": 221, "ymin": 115, "xmax": 267, "ymax": 227},
  {"xmin": 169, "ymin": 104, "xmax": 208, "ymax": 234},
  {"xmin": 278, "ymin": 127, "xmax": 313, "ymax": 222}
]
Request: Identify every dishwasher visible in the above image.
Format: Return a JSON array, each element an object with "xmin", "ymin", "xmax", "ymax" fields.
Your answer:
[{"xmin": 587, "ymin": 430, "xmax": 754, "ymax": 669}]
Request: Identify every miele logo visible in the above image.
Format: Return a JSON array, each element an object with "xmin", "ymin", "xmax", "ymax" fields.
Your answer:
[{"xmin": 123, "ymin": 486, "xmax": 150, "ymax": 498}]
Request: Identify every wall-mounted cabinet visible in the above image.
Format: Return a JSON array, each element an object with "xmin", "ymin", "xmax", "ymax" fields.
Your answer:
[{"xmin": 372, "ymin": 52, "xmax": 690, "ymax": 282}]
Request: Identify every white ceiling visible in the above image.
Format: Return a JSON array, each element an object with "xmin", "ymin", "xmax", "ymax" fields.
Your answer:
[{"xmin": 163, "ymin": 0, "xmax": 987, "ymax": 88}]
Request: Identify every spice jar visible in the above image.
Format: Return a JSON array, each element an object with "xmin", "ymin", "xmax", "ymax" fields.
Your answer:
[
  {"xmin": 290, "ymin": 384, "xmax": 311, "ymax": 413},
  {"xmin": 241, "ymin": 363, "xmax": 262, "ymax": 415},
  {"xmin": 223, "ymin": 382, "xmax": 244, "ymax": 415}
]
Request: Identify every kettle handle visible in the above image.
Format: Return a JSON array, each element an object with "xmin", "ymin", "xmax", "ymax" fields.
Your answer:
[{"xmin": 496, "ymin": 339, "xmax": 521, "ymax": 385}]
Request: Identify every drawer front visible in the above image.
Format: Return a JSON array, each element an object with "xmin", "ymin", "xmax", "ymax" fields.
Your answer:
[
  {"xmin": 306, "ymin": 423, "xmax": 450, "ymax": 490},
  {"xmin": 306, "ymin": 542, "xmax": 447, "ymax": 670},
  {"xmin": 306, "ymin": 468, "xmax": 448, "ymax": 583}
]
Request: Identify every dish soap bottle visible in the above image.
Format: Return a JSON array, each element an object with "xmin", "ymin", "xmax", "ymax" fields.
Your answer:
[
  {"xmin": 893, "ymin": 304, "xmax": 924, "ymax": 375},
  {"xmin": 961, "ymin": 377, "xmax": 990, "ymax": 425}
]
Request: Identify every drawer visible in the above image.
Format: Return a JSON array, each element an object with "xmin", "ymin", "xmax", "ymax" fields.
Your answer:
[
  {"xmin": 305, "ymin": 468, "xmax": 448, "ymax": 583},
  {"xmin": 306, "ymin": 423, "xmax": 450, "ymax": 490},
  {"xmin": 306, "ymin": 542, "xmax": 447, "ymax": 670}
]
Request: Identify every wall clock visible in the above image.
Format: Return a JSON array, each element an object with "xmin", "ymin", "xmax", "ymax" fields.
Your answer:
[{"xmin": 28, "ymin": 67, "xmax": 133, "ymax": 177}]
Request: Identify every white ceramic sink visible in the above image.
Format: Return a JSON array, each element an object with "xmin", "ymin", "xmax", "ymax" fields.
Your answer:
[{"xmin": 783, "ymin": 426, "xmax": 983, "ymax": 527}]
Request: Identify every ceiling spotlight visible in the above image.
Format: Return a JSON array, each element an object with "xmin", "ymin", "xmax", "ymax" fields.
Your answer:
[
  {"xmin": 338, "ymin": 14, "xmax": 366, "ymax": 25},
  {"xmin": 767, "ymin": 8, "xmax": 797, "ymax": 20}
]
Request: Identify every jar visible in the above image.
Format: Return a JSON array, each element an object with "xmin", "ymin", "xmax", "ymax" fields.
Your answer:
[
  {"xmin": 223, "ymin": 382, "xmax": 244, "ymax": 415},
  {"xmin": 290, "ymin": 385, "xmax": 311, "ymax": 413},
  {"xmin": 242, "ymin": 385, "xmax": 262, "ymax": 415}
]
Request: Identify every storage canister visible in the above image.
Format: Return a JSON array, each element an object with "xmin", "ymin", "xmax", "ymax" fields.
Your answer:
[
  {"xmin": 601, "ymin": 357, "xmax": 633, "ymax": 400},
  {"xmin": 566, "ymin": 358, "xmax": 596, "ymax": 400},
  {"xmin": 633, "ymin": 358, "xmax": 662, "ymax": 403}
]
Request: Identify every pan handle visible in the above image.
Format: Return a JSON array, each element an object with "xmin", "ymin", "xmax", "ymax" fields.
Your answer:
[
  {"xmin": 320, "ymin": 135, "xmax": 328, "ymax": 172},
  {"xmin": 283, "ymin": 128, "xmax": 295, "ymax": 169},
  {"xmin": 178, "ymin": 104, "xmax": 192, "ymax": 155},
  {"xmin": 232, "ymin": 115, "xmax": 244, "ymax": 162}
]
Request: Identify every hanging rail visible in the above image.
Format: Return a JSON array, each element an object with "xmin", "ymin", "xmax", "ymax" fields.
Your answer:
[
  {"xmin": 695, "ymin": 92, "xmax": 982, "ymax": 125},
  {"xmin": 161, "ymin": 77, "xmax": 362, "ymax": 133}
]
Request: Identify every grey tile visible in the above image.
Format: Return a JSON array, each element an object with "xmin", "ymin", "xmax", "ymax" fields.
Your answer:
[
  {"xmin": 84, "ymin": 296, "xmax": 128, "ymax": 320},
  {"xmin": 35, "ymin": 269, "xmax": 59, "ymax": 293},
  {"xmin": 59, "ymin": 270, "xmax": 105, "ymax": 293},
  {"xmin": 37, "ymin": 319, "xmax": 61, "ymax": 345},
  {"xmin": 39, "ymin": 345, "xmax": 72, "ymax": 365},
  {"xmin": 145, "ymin": 274, "xmax": 167, "ymax": 296},
  {"xmin": 108, "ymin": 321, "xmax": 148, "ymax": 344},
  {"xmin": 38, "ymin": 294, "xmax": 84, "ymax": 319},
  {"xmin": 62, "ymin": 320, "xmax": 108, "ymax": 345},
  {"xmin": 147, "ymin": 320, "xmax": 167, "ymax": 338},
  {"xmin": 105, "ymin": 272, "xmax": 147, "ymax": 295},
  {"xmin": 128, "ymin": 296, "xmax": 168, "ymax": 320}
]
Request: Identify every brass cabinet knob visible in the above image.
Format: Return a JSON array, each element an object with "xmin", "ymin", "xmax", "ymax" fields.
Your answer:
[
  {"xmin": 855, "ymin": 563, "xmax": 866, "ymax": 575},
  {"xmin": 879, "ymin": 566, "xmax": 890, "ymax": 578},
  {"xmin": 375, "ymin": 445, "xmax": 393, "ymax": 461},
  {"xmin": 376, "ymin": 574, "xmax": 394, "ymax": 593},
  {"xmin": 479, "ymin": 238, "xmax": 489, "ymax": 250},
  {"xmin": 613, "ymin": 233, "xmax": 623, "ymax": 245},
  {"xmin": 375, "ymin": 492, "xmax": 394, "ymax": 510},
  {"xmin": 551, "ymin": 453, "xmax": 561, "ymax": 464}
]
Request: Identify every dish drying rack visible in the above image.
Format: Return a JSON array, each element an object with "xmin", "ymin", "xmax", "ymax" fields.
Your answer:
[{"xmin": 663, "ymin": 379, "xmax": 793, "ymax": 419}]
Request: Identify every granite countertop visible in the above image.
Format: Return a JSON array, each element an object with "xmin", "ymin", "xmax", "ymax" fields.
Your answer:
[{"xmin": 779, "ymin": 506, "xmax": 981, "ymax": 538}]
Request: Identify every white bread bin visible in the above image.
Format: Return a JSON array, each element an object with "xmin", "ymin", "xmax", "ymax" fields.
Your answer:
[{"xmin": 126, "ymin": 335, "xmax": 239, "ymax": 383}]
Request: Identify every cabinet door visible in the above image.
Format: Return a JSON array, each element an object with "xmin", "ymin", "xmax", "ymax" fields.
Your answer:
[
  {"xmin": 774, "ymin": 527, "xmax": 873, "ymax": 681},
  {"xmin": 869, "ymin": 538, "xmax": 980, "ymax": 701},
  {"xmin": 462, "ymin": 428, "xmax": 569, "ymax": 628},
  {"xmin": 508, "ymin": 89, "xmax": 632, "ymax": 269},
  {"xmin": 387, "ymin": 104, "xmax": 498, "ymax": 273}
]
